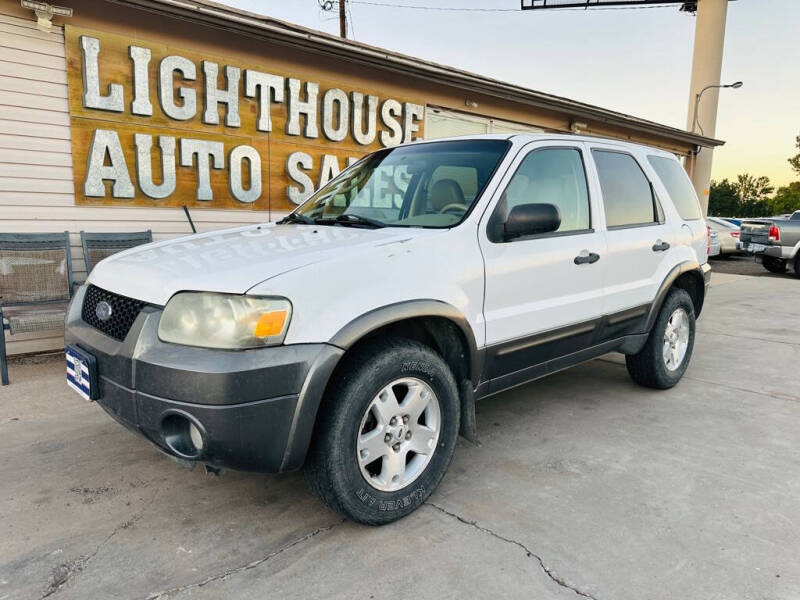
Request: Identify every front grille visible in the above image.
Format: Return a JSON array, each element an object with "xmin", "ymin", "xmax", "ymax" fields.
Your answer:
[{"xmin": 82, "ymin": 285, "xmax": 147, "ymax": 341}]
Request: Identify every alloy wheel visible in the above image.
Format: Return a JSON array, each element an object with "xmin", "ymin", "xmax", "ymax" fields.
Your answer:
[
  {"xmin": 356, "ymin": 377, "xmax": 441, "ymax": 492},
  {"xmin": 662, "ymin": 308, "xmax": 690, "ymax": 371}
]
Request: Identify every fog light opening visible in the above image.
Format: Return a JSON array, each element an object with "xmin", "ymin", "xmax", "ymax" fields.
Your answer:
[{"xmin": 162, "ymin": 413, "xmax": 205, "ymax": 458}]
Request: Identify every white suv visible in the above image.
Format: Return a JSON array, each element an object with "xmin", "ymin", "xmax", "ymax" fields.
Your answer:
[{"xmin": 65, "ymin": 134, "xmax": 710, "ymax": 525}]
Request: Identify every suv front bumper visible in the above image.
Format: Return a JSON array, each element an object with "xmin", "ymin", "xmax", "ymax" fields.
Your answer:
[{"xmin": 65, "ymin": 286, "xmax": 342, "ymax": 473}]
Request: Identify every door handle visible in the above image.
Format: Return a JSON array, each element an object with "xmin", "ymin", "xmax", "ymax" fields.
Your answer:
[
  {"xmin": 652, "ymin": 240, "xmax": 670, "ymax": 252},
  {"xmin": 574, "ymin": 252, "xmax": 600, "ymax": 265}
]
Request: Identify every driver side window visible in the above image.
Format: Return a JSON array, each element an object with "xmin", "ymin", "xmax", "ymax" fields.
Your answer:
[{"xmin": 497, "ymin": 147, "xmax": 591, "ymax": 237}]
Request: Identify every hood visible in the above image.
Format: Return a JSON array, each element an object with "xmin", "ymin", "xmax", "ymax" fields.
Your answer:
[{"xmin": 87, "ymin": 223, "xmax": 428, "ymax": 306}]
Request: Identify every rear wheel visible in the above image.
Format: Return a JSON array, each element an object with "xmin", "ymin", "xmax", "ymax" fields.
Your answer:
[
  {"xmin": 305, "ymin": 337, "xmax": 460, "ymax": 525},
  {"xmin": 794, "ymin": 255, "xmax": 800, "ymax": 277},
  {"xmin": 625, "ymin": 288, "xmax": 695, "ymax": 389},
  {"xmin": 762, "ymin": 255, "xmax": 787, "ymax": 274}
]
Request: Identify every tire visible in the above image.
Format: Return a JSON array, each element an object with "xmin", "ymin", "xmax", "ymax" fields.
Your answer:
[
  {"xmin": 762, "ymin": 255, "xmax": 787, "ymax": 274},
  {"xmin": 794, "ymin": 255, "xmax": 800, "ymax": 278},
  {"xmin": 625, "ymin": 288, "xmax": 696, "ymax": 389},
  {"xmin": 304, "ymin": 337, "xmax": 460, "ymax": 525}
]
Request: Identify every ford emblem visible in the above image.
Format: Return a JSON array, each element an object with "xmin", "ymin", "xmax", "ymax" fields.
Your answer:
[{"xmin": 95, "ymin": 300, "xmax": 113, "ymax": 322}]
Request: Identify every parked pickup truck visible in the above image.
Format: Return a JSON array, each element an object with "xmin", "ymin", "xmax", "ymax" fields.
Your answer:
[
  {"xmin": 739, "ymin": 211, "xmax": 800, "ymax": 276},
  {"xmin": 65, "ymin": 133, "xmax": 710, "ymax": 525}
]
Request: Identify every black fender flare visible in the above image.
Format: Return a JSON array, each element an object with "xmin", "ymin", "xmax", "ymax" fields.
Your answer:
[
  {"xmin": 644, "ymin": 260, "xmax": 709, "ymax": 333},
  {"xmin": 329, "ymin": 299, "xmax": 482, "ymax": 384}
]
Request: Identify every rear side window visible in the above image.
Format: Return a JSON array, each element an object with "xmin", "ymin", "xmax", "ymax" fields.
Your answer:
[
  {"xmin": 648, "ymin": 156, "xmax": 702, "ymax": 221},
  {"xmin": 592, "ymin": 150, "xmax": 657, "ymax": 228}
]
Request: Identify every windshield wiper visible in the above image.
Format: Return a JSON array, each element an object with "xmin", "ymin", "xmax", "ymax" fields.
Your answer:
[
  {"xmin": 330, "ymin": 214, "xmax": 386, "ymax": 229},
  {"xmin": 277, "ymin": 212, "xmax": 315, "ymax": 225}
]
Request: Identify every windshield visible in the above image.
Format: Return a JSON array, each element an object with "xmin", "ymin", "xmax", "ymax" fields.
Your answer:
[{"xmin": 292, "ymin": 139, "xmax": 510, "ymax": 228}]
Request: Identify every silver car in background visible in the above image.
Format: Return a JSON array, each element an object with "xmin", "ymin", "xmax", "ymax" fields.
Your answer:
[
  {"xmin": 708, "ymin": 227, "xmax": 721, "ymax": 257},
  {"xmin": 707, "ymin": 216, "xmax": 740, "ymax": 256}
]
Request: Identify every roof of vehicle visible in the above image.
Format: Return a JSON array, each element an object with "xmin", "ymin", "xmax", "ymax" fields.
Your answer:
[
  {"xmin": 116, "ymin": 0, "xmax": 723, "ymax": 151},
  {"xmin": 406, "ymin": 132, "xmax": 679, "ymax": 157},
  {"xmin": 707, "ymin": 216, "xmax": 739, "ymax": 229}
]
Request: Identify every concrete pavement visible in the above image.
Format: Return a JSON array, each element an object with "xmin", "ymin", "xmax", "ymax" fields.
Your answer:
[{"xmin": 1, "ymin": 272, "xmax": 798, "ymax": 600}]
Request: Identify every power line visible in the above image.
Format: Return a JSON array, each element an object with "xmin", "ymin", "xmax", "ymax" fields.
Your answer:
[
  {"xmin": 348, "ymin": 1, "xmax": 516, "ymax": 11},
  {"xmin": 346, "ymin": 0, "xmax": 679, "ymax": 11},
  {"xmin": 347, "ymin": 4, "xmax": 356, "ymax": 38}
]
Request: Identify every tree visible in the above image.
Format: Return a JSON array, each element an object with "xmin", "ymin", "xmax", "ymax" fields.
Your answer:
[
  {"xmin": 734, "ymin": 173, "xmax": 774, "ymax": 217},
  {"xmin": 788, "ymin": 134, "xmax": 800, "ymax": 178},
  {"xmin": 709, "ymin": 175, "xmax": 778, "ymax": 217},
  {"xmin": 708, "ymin": 179, "xmax": 739, "ymax": 217},
  {"xmin": 769, "ymin": 181, "xmax": 800, "ymax": 215}
]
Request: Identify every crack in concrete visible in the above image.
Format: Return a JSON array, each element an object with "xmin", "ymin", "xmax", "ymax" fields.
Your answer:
[
  {"xmin": 426, "ymin": 502, "xmax": 599, "ymax": 600},
  {"xmin": 681, "ymin": 374, "xmax": 800, "ymax": 404},
  {"xmin": 144, "ymin": 519, "xmax": 346, "ymax": 599},
  {"xmin": 700, "ymin": 329, "xmax": 800, "ymax": 348},
  {"xmin": 39, "ymin": 492, "xmax": 160, "ymax": 599}
]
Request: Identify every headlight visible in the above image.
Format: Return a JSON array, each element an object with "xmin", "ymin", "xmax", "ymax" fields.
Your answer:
[{"xmin": 158, "ymin": 293, "xmax": 292, "ymax": 349}]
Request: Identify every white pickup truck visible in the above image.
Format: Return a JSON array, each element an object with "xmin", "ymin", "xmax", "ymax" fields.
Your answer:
[{"xmin": 65, "ymin": 133, "xmax": 710, "ymax": 525}]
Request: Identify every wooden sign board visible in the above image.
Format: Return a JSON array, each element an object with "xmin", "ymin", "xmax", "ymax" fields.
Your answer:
[{"xmin": 64, "ymin": 25, "xmax": 426, "ymax": 212}]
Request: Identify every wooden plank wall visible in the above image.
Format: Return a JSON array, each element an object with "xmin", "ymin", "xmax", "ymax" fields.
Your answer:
[{"xmin": 0, "ymin": 12, "xmax": 275, "ymax": 355}]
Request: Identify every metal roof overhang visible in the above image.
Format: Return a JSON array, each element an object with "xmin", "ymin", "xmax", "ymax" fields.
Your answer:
[{"xmin": 107, "ymin": 0, "xmax": 724, "ymax": 150}]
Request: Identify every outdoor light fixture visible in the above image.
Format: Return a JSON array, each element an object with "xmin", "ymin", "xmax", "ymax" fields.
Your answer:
[
  {"xmin": 465, "ymin": 99, "xmax": 479, "ymax": 109},
  {"xmin": 691, "ymin": 81, "xmax": 743, "ymax": 135},
  {"xmin": 20, "ymin": 0, "xmax": 72, "ymax": 32}
]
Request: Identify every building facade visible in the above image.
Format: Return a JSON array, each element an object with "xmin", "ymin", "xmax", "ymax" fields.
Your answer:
[{"xmin": 0, "ymin": 0, "xmax": 721, "ymax": 354}]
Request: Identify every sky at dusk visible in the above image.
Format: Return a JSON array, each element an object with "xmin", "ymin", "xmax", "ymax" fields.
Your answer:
[{"xmin": 223, "ymin": 0, "xmax": 799, "ymax": 188}]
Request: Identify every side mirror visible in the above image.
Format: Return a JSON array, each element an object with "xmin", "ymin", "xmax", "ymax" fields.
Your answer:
[{"xmin": 504, "ymin": 203, "xmax": 561, "ymax": 240}]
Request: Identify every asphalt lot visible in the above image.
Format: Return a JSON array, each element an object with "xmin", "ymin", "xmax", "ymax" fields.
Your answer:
[
  {"xmin": 709, "ymin": 253, "xmax": 798, "ymax": 278},
  {"xmin": 1, "ymin": 271, "xmax": 798, "ymax": 600}
]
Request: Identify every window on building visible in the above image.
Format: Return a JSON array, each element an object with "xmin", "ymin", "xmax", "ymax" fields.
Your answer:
[
  {"xmin": 425, "ymin": 107, "xmax": 544, "ymax": 139},
  {"xmin": 647, "ymin": 155, "xmax": 702, "ymax": 221},
  {"xmin": 592, "ymin": 150, "xmax": 657, "ymax": 228},
  {"xmin": 494, "ymin": 147, "xmax": 590, "ymax": 237}
]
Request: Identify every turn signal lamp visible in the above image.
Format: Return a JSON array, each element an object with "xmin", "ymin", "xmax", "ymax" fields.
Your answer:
[{"xmin": 254, "ymin": 310, "xmax": 289, "ymax": 338}]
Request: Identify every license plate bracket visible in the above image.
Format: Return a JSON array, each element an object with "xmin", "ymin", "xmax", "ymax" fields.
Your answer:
[{"xmin": 66, "ymin": 345, "xmax": 98, "ymax": 401}]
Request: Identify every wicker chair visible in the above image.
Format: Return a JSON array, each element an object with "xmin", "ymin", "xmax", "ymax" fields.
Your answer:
[
  {"xmin": 80, "ymin": 230, "xmax": 153, "ymax": 273},
  {"xmin": 1, "ymin": 232, "xmax": 74, "ymax": 385}
]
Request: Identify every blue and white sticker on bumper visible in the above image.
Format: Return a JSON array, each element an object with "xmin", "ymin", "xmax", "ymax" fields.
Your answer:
[{"xmin": 66, "ymin": 346, "xmax": 95, "ymax": 401}]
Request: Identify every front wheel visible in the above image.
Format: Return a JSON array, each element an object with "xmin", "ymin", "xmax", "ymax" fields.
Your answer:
[
  {"xmin": 625, "ymin": 288, "xmax": 696, "ymax": 389},
  {"xmin": 762, "ymin": 255, "xmax": 787, "ymax": 274},
  {"xmin": 305, "ymin": 337, "xmax": 460, "ymax": 525}
]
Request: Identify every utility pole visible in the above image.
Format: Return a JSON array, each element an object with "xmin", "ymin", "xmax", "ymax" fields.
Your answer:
[
  {"xmin": 685, "ymin": 0, "xmax": 729, "ymax": 215},
  {"xmin": 339, "ymin": 0, "xmax": 347, "ymax": 38}
]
